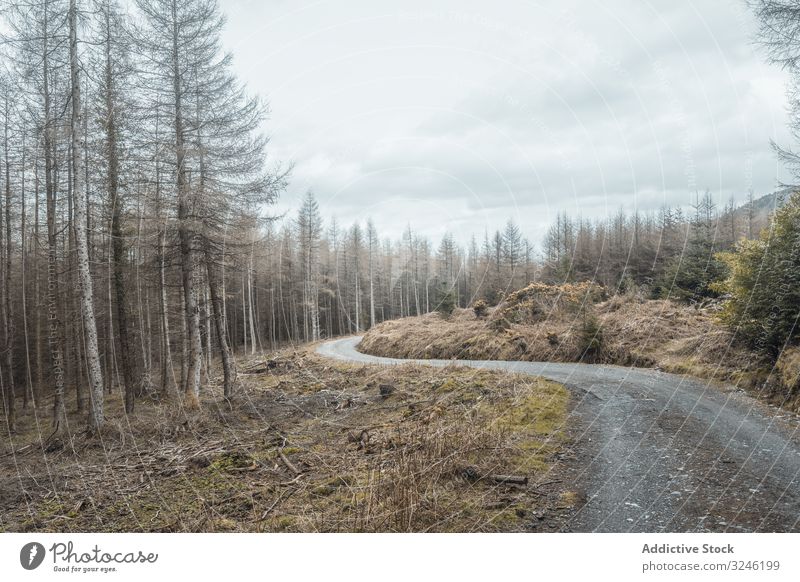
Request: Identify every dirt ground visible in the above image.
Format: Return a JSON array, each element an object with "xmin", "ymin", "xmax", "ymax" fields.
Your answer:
[{"xmin": 0, "ymin": 347, "xmax": 574, "ymax": 532}]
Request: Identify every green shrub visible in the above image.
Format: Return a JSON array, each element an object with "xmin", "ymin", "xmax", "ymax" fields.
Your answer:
[
  {"xmin": 579, "ymin": 315, "xmax": 603, "ymax": 361},
  {"xmin": 436, "ymin": 285, "xmax": 456, "ymax": 319},
  {"xmin": 472, "ymin": 299, "xmax": 489, "ymax": 318}
]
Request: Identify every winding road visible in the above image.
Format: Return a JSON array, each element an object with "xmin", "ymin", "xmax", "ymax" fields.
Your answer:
[{"xmin": 317, "ymin": 336, "xmax": 800, "ymax": 532}]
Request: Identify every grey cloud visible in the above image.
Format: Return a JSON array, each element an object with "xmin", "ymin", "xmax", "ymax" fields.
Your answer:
[{"xmin": 226, "ymin": 0, "xmax": 792, "ymax": 243}]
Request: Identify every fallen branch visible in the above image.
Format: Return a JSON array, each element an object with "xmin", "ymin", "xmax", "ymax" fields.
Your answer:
[
  {"xmin": 277, "ymin": 448, "xmax": 301, "ymax": 476},
  {"xmin": 227, "ymin": 461, "xmax": 258, "ymax": 472},
  {"xmin": 0, "ymin": 444, "xmax": 33, "ymax": 458},
  {"xmin": 488, "ymin": 474, "xmax": 529, "ymax": 486},
  {"xmin": 278, "ymin": 474, "xmax": 304, "ymax": 486}
]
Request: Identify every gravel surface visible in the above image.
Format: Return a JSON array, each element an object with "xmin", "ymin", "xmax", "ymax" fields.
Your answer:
[{"xmin": 317, "ymin": 336, "xmax": 800, "ymax": 532}]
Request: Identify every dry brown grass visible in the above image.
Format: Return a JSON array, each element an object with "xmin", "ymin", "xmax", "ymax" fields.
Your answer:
[
  {"xmin": 0, "ymin": 347, "xmax": 571, "ymax": 533},
  {"xmin": 777, "ymin": 347, "xmax": 800, "ymax": 398},
  {"xmin": 361, "ymin": 285, "xmax": 789, "ymax": 407}
]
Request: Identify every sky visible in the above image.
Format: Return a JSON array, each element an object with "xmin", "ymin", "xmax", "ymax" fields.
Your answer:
[{"xmin": 220, "ymin": 0, "xmax": 793, "ymax": 245}]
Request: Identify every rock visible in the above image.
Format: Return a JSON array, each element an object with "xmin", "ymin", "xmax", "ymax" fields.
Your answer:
[
  {"xmin": 188, "ymin": 455, "xmax": 211, "ymax": 469},
  {"xmin": 461, "ymin": 466, "xmax": 479, "ymax": 482}
]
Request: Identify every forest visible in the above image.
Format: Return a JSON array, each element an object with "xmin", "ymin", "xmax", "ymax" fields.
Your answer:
[{"xmin": 0, "ymin": 0, "xmax": 799, "ymax": 442}]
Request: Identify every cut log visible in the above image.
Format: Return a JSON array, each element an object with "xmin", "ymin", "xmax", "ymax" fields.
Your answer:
[{"xmin": 489, "ymin": 474, "xmax": 529, "ymax": 485}]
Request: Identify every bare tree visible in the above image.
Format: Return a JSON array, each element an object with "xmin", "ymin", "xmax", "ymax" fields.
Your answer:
[
  {"xmin": 296, "ymin": 191, "xmax": 322, "ymax": 341},
  {"xmin": 69, "ymin": 0, "xmax": 105, "ymax": 431},
  {"xmin": 367, "ymin": 218, "xmax": 378, "ymax": 328}
]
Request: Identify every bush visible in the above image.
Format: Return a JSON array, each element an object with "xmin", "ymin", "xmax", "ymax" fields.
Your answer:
[
  {"xmin": 776, "ymin": 347, "xmax": 800, "ymax": 397},
  {"xmin": 472, "ymin": 299, "xmax": 489, "ymax": 318},
  {"xmin": 579, "ymin": 315, "xmax": 603, "ymax": 361},
  {"xmin": 493, "ymin": 282, "xmax": 605, "ymax": 325},
  {"xmin": 435, "ymin": 285, "xmax": 456, "ymax": 319}
]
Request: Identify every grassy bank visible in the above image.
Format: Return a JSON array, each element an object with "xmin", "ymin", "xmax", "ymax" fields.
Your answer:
[
  {"xmin": 360, "ymin": 284, "xmax": 799, "ymax": 412},
  {"xmin": 0, "ymin": 347, "xmax": 571, "ymax": 532}
]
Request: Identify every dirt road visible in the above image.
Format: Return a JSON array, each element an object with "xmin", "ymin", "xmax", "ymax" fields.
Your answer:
[{"xmin": 317, "ymin": 336, "xmax": 800, "ymax": 532}]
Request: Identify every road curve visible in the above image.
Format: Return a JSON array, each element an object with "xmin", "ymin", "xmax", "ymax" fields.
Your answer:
[{"xmin": 317, "ymin": 336, "xmax": 800, "ymax": 532}]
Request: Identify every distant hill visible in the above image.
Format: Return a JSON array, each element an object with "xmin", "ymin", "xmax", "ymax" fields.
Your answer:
[{"xmin": 730, "ymin": 187, "xmax": 793, "ymax": 237}]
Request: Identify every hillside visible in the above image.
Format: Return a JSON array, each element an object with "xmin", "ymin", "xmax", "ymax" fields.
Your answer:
[
  {"xmin": 730, "ymin": 188, "xmax": 790, "ymax": 235},
  {"xmin": 360, "ymin": 284, "xmax": 800, "ymax": 412}
]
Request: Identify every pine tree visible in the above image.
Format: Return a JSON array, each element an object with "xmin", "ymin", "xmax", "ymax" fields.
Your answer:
[
  {"xmin": 658, "ymin": 191, "xmax": 726, "ymax": 302},
  {"xmin": 435, "ymin": 282, "xmax": 455, "ymax": 319},
  {"xmin": 718, "ymin": 191, "xmax": 800, "ymax": 356},
  {"xmin": 502, "ymin": 219, "xmax": 523, "ymax": 284}
]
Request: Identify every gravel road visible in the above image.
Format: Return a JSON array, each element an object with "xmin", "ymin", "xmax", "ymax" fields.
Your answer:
[{"xmin": 317, "ymin": 336, "xmax": 800, "ymax": 532}]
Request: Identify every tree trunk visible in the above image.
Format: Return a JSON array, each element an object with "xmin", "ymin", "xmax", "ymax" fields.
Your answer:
[
  {"xmin": 369, "ymin": 257, "xmax": 375, "ymax": 329},
  {"xmin": 2, "ymin": 94, "xmax": 16, "ymax": 433},
  {"xmin": 43, "ymin": 0, "xmax": 67, "ymax": 437},
  {"xmin": 21, "ymin": 139, "xmax": 34, "ymax": 411},
  {"xmin": 206, "ymin": 258, "xmax": 236, "ymax": 397},
  {"xmin": 70, "ymin": 0, "xmax": 105, "ymax": 432},
  {"xmin": 170, "ymin": 0, "xmax": 202, "ymax": 408},
  {"xmin": 247, "ymin": 237, "xmax": 257, "ymax": 353},
  {"xmin": 136, "ymin": 191, "xmax": 153, "ymax": 395},
  {"xmin": 102, "ymin": 14, "xmax": 135, "ymax": 414}
]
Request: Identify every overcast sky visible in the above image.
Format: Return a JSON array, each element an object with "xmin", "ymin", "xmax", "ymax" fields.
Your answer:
[{"xmin": 220, "ymin": 0, "xmax": 792, "ymax": 244}]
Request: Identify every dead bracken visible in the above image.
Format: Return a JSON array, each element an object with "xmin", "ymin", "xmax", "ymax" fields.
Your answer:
[{"xmin": 360, "ymin": 284, "xmax": 799, "ymax": 411}]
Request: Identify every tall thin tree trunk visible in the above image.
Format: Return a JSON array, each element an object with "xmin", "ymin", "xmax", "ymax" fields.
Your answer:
[
  {"xmin": 159, "ymin": 221, "xmax": 177, "ymax": 396},
  {"xmin": 2, "ymin": 94, "xmax": 16, "ymax": 433},
  {"xmin": 369, "ymin": 258, "xmax": 375, "ymax": 329},
  {"xmin": 206, "ymin": 259, "xmax": 236, "ymax": 397},
  {"xmin": 171, "ymin": 0, "xmax": 202, "ymax": 408},
  {"xmin": 67, "ymin": 153, "xmax": 84, "ymax": 413},
  {"xmin": 33, "ymin": 150, "xmax": 42, "ymax": 411},
  {"xmin": 136, "ymin": 189, "xmax": 153, "ymax": 394},
  {"xmin": 247, "ymin": 238, "xmax": 257, "ymax": 354},
  {"xmin": 241, "ymin": 269, "xmax": 247, "ymax": 354},
  {"xmin": 21, "ymin": 138, "xmax": 33, "ymax": 411},
  {"xmin": 70, "ymin": 0, "xmax": 105, "ymax": 431},
  {"xmin": 102, "ymin": 13, "xmax": 135, "ymax": 413},
  {"xmin": 203, "ymin": 283, "xmax": 211, "ymax": 383},
  {"xmin": 43, "ymin": 0, "xmax": 67, "ymax": 437}
]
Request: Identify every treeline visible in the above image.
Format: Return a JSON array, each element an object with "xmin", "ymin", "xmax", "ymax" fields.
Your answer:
[
  {"xmin": 259, "ymin": 196, "xmax": 539, "ymax": 345},
  {"xmin": 262, "ymin": 189, "xmax": 771, "ymax": 343},
  {"xmin": 539, "ymin": 190, "xmax": 773, "ymax": 299}
]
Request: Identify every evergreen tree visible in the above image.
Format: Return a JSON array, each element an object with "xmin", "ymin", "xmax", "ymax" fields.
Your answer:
[
  {"xmin": 435, "ymin": 282, "xmax": 455, "ymax": 319},
  {"xmin": 718, "ymin": 191, "xmax": 800, "ymax": 356},
  {"xmin": 658, "ymin": 191, "xmax": 726, "ymax": 302}
]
